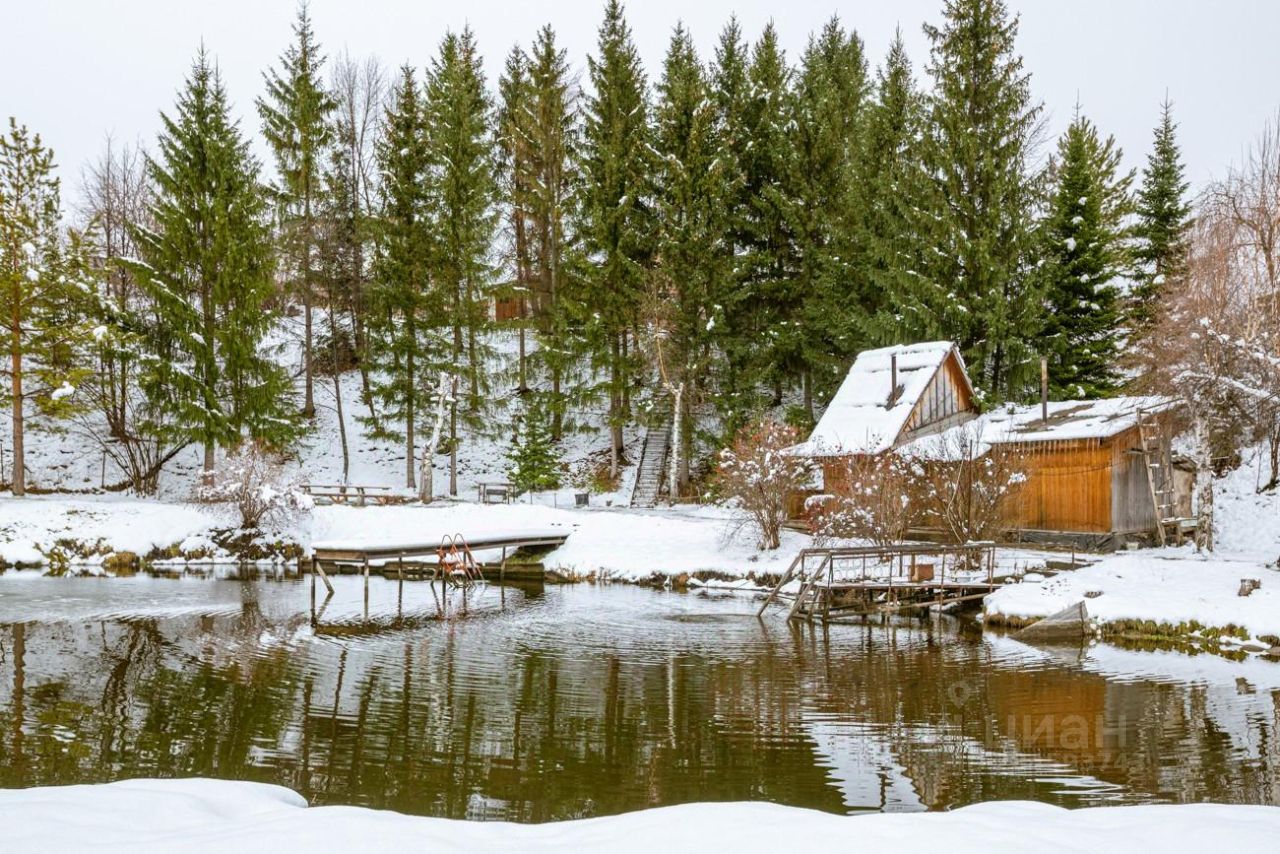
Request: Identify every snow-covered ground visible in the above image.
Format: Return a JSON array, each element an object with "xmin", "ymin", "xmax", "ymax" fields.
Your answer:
[
  {"xmin": 984, "ymin": 443, "xmax": 1280, "ymax": 645},
  {"xmin": 2, "ymin": 778, "xmax": 1277, "ymax": 854},
  {"xmin": 985, "ymin": 552, "xmax": 1280, "ymax": 643},
  {"xmin": 0, "ymin": 493, "xmax": 819, "ymax": 581}
]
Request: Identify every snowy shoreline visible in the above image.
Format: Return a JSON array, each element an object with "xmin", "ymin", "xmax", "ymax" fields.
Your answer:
[
  {"xmin": 2, "ymin": 778, "xmax": 1278, "ymax": 854},
  {"xmin": 984, "ymin": 551, "xmax": 1280, "ymax": 648}
]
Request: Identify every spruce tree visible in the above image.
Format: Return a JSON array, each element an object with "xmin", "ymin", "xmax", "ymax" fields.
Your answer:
[
  {"xmin": 651, "ymin": 24, "xmax": 731, "ymax": 493},
  {"xmin": 1130, "ymin": 98, "xmax": 1192, "ymax": 334},
  {"xmin": 522, "ymin": 26, "xmax": 580, "ymax": 440},
  {"xmin": 365, "ymin": 66, "xmax": 440, "ymax": 490},
  {"xmin": 912, "ymin": 0, "xmax": 1043, "ymax": 398},
  {"xmin": 789, "ymin": 17, "xmax": 868, "ymax": 419},
  {"xmin": 1039, "ymin": 110, "xmax": 1134, "ymax": 398},
  {"xmin": 497, "ymin": 45, "xmax": 535, "ymax": 393},
  {"xmin": 0, "ymin": 119, "xmax": 93, "ymax": 495},
  {"xmin": 423, "ymin": 28, "xmax": 498, "ymax": 496},
  {"xmin": 258, "ymin": 2, "xmax": 336, "ymax": 418},
  {"xmin": 579, "ymin": 0, "xmax": 652, "ymax": 479},
  {"xmin": 855, "ymin": 32, "xmax": 928, "ymax": 349},
  {"xmin": 507, "ymin": 397, "xmax": 560, "ymax": 495},
  {"xmin": 726, "ymin": 24, "xmax": 795, "ymax": 415},
  {"xmin": 708, "ymin": 18, "xmax": 752, "ymax": 425},
  {"xmin": 127, "ymin": 51, "xmax": 295, "ymax": 479}
]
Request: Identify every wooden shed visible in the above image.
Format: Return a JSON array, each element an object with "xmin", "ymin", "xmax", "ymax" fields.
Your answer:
[
  {"xmin": 979, "ymin": 399, "xmax": 1193, "ymax": 548},
  {"xmin": 793, "ymin": 341, "xmax": 1192, "ymax": 550}
]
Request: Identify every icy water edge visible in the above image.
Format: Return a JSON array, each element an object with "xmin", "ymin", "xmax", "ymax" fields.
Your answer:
[{"xmin": 0, "ymin": 570, "xmax": 1276, "ymax": 820}]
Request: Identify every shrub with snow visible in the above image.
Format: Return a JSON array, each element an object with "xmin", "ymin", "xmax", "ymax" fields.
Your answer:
[
  {"xmin": 194, "ymin": 440, "xmax": 312, "ymax": 531},
  {"xmin": 716, "ymin": 419, "xmax": 811, "ymax": 550}
]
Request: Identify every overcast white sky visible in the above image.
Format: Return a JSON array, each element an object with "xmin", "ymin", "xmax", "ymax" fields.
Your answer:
[{"xmin": 6, "ymin": 0, "xmax": 1280, "ymax": 204}]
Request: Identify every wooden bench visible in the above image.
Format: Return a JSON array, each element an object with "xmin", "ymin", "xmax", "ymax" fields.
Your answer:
[
  {"xmin": 477, "ymin": 481, "xmax": 516, "ymax": 504},
  {"xmin": 301, "ymin": 483, "xmax": 394, "ymax": 507}
]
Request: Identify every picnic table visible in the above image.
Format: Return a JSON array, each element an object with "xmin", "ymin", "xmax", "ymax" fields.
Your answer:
[
  {"xmin": 301, "ymin": 483, "xmax": 394, "ymax": 506},
  {"xmin": 477, "ymin": 481, "xmax": 516, "ymax": 504}
]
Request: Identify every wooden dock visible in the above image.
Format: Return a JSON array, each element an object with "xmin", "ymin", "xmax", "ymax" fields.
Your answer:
[
  {"xmin": 307, "ymin": 529, "xmax": 570, "ymax": 622},
  {"xmin": 757, "ymin": 542, "xmax": 1000, "ymax": 622}
]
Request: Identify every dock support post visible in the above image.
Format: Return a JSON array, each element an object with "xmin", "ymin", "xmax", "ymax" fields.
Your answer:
[{"xmin": 313, "ymin": 555, "xmax": 334, "ymax": 596}]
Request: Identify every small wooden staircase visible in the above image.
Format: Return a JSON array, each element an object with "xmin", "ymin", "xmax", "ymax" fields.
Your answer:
[
  {"xmin": 630, "ymin": 400, "xmax": 672, "ymax": 507},
  {"xmin": 1136, "ymin": 410, "xmax": 1177, "ymax": 546}
]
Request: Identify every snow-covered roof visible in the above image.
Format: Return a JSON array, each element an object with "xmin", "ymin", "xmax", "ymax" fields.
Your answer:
[
  {"xmin": 980, "ymin": 395, "xmax": 1175, "ymax": 445},
  {"xmin": 897, "ymin": 395, "xmax": 1177, "ymax": 460},
  {"xmin": 792, "ymin": 341, "xmax": 963, "ymax": 457}
]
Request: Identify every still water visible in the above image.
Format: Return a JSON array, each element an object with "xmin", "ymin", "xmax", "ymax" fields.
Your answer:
[{"xmin": 0, "ymin": 570, "xmax": 1277, "ymax": 820}]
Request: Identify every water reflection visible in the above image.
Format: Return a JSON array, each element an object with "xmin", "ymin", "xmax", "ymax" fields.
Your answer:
[{"xmin": 0, "ymin": 573, "xmax": 1276, "ymax": 819}]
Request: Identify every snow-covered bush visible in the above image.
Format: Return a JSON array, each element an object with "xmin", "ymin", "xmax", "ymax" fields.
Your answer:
[
  {"xmin": 195, "ymin": 441, "xmax": 312, "ymax": 530},
  {"xmin": 910, "ymin": 424, "xmax": 1028, "ymax": 545},
  {"xmin": 716, "ymin": 419, "xmax": 811, "ymax": 550},
  {"xmin": 809, "ymin": 453, "xmax": 927, "ymax": 548}
]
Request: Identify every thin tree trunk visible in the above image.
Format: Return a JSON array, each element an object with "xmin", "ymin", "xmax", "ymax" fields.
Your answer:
[
  {"xmin": 302, "ymin": 190, "xmax": 316, "ymax": 418},
  {"xmin": 328, "ymin": 300, "xmax": 350, "ymax": 483},
  {"xmin": 449, "ymin": 378, "xmax": 458, "ymax": 497},
  {"xmin": 609, "ymin": 336, "xmax": 622, "ymax": 480},
  {"xmin": 419, "ymin": 372, "xmax": 449, "ymax": 503},
  {"xmin": 405, "ymin": 349, "xmax": 415, "ymax": 490},
  {"xmin": 9, "ymin": 311, "xmax": 23, "ymax": 496},
  {"xmin": 668, "ymin": 383, "xmax": 683, "ymax": 502}
]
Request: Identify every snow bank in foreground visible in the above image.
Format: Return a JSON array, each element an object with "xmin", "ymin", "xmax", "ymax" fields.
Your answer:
[
  {"xmin": 2, "ymin": 778, "xmax": 1277, "ymax": 854},
  {"xmin": 984, "ymin": 551, "xmax": 1280, "ymax": 640}
]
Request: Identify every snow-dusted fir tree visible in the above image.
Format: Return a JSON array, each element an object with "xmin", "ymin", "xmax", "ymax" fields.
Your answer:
[
  {"xmin": 1129, "ymin": 99, "xmax": 1192, "ymax": 335},
  {"xmin": 258, "ymin": 1, "xmax": 336, "ymax": 418},
  {"xmin": 523, "ymin": 26, "xmax": 580, "ymax": 441},
  {"xmin": 0, "ymin": 119, "xmax": 93, "ymax": 495},
  {"xmin": 1039, "ymin": 110, "xmax": 1134, "ymax": 398},
  {"xmin": 854, "ymin": 32, "xmax": 927, "ymax": 349},
  {"xmin": 649, "ymin": 23, "xmax": 731, "ymax": 495},
  {"xmin": 910, "ymin": 0, "xmax": 1043, "ymax": 399},
  {"xmin": 507, "ymin": 397, "xmax": 560, "ymax": 495},
  {"xmin": 789, "ymin": 17, "xmax": 867, "ymax": 421},
  {"xmin": 364, "ymin": 65, "xmax": 441, "ymax": 491},
  {"xmin": 708, "ymin": 18, "xmax": 752, "ymax": 427},
  {"xmin": 579, "ymin": 0, "xmax": 652, "ymax": 480},
  {"xmin": 128, "ymin": 50, "xmax": 296, "ymax": 480},
  {"xmin": 725, "ymin": 24, "xmax": 795, "ymax": 414},
  {"xmin": 424, "ymin": 27, "xmax": 499, "ymax": 496}
]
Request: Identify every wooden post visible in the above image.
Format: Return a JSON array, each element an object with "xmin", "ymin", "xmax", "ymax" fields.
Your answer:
[
  {"xmin": 1040, "ymin": 357, "xmax": 1049, "ymax": 423},
  {"xmin": 312, "ymin": 555, "xmax": 333, "ymax": 596}
]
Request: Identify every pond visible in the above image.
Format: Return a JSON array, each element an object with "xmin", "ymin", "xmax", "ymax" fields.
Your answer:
[{"xmin": 0, "ymin": 571, "xmax": 1277, "ymax": 820}]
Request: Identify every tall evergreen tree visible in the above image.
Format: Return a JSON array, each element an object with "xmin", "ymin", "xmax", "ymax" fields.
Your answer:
[
  {"xmin": 497, "ymin": 45, "xmax": 535, "ymax": 393},
  {"xmin": 1039, "ymin": 110, "xmax": 1134, "ymax": 398},
  {"xmin": 423, "ymin": 28, "xmax": 498, "ymax": 496},
  {"xmin": 1, "ymin": 119, "xmax": 93, "ymax": 495},
  {"xmin": 127, "ymin": 50, "xmax": 295, "ymax": 478},
  {"xmin": 1130, "ymin": 98, "xmax": 1192, "ymax": 334},
  {"xmin": 789, "ymin": 17, "xmax": 868, "ymax": 420},
  {"xmin": 579, "ymin": 0, "xmax": 652, "ymax": 479},
  {"xmin": 257, "ymin": 2, "xmax": 336, "ymax": 418},
  {"xmin": 650, "ymin": 24, "xmax": 730, "ymax": 494},
  {"xmin": 908, "ymin": 0, "xmax": 1043, "ymax": 399},
  {"xmin": 726, "ymin": 24, "xmax": 795, "ymax": 415},
  {"xmin": 523, "ymin": 26, "xmax": 581, "ymax": 440},
  {"xmin": 364, "ymin": 65, "xmax": 439, "ymax": 490},
  {"xmin": 708, "ymin": 18, "xmax": 753, "ymax": 426}
]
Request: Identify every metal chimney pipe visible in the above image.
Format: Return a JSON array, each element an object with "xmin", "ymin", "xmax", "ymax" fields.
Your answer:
[{"xmin": 889, "ymin": 354, "xmax": 899, "ymax": 408}]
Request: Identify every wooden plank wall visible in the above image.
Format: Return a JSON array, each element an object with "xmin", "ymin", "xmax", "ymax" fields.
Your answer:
[
  {"xmin": 1000, "ymin": 439, "xmax": 1113, "ymax": 533},
  {"xmin": 903, "ymin": 353, "xmax": 974, "ymax": 435}
]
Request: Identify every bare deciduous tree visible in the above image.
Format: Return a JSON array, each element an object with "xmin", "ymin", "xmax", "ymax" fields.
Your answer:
[{"xmin": 715, "ymin": 419, "xmax": 811, "ymax": 550}]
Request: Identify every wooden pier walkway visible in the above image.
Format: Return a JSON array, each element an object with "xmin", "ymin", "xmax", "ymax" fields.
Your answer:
[
  {"xmin": 757, "ymin": 542, "xmax": 1000, "ymax": 622},
  {"xmin": 307, "ymin": 529, "xmax": 570, "ymax": 622}
]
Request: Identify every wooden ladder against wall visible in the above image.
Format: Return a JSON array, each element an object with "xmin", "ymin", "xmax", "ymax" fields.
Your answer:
[{"xmin": 1136, "ymin": 409, "xmax": 1176, "ymax": 546}]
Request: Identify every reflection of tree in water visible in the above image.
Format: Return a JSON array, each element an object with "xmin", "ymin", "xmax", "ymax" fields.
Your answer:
[{"xmin": 0, "ymin": 602, "xmax": 1277, "ymax": 819}]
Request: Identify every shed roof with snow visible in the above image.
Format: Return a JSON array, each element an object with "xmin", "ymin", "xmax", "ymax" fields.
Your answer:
[{"xmin": 791, "ymin": 341, "xmax": 975, "ymax": 457}]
